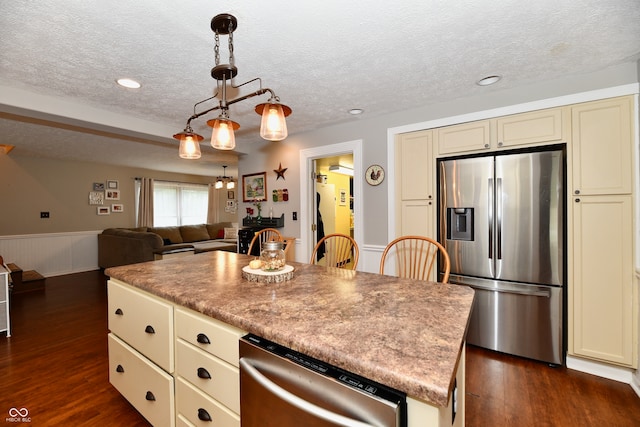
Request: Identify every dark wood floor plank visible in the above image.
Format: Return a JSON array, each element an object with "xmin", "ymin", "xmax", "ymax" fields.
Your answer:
[{"xmin": 1, "ymin": 270, "xmax": 639, "ymax": 426}]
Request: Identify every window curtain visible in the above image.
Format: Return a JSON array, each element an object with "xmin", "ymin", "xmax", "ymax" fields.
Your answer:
[
  {"xmin": 137, "ymin": 177, "xmax": 154, "ymax": 227},
  {"xmin": 207, "ymin": 183, "xmax": 218, "ymax": 224}
]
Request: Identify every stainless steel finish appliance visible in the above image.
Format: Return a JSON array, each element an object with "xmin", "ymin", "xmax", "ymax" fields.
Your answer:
[
  {"xmin": 240, "ymin": 334, "xmax": 407, "ymax": 427},
  {"xmin": 438, "ymin": 148, "xmax": 565, "ymax": 365}
]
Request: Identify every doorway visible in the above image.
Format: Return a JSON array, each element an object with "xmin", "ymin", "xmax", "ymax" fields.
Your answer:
[{"xmin": 299, "ymin": 140, "xmax": 363, "ymax": 267}]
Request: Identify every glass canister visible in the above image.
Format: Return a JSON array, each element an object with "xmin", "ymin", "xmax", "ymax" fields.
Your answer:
[{"xmin": 260, "ymin": 241, "xmax": 286, "ymax": 272}]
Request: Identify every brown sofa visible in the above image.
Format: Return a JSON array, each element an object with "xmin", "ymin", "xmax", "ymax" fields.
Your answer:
[{"xmin": 98, "ymin": 223, "xmax": 238, "ymax": 268}]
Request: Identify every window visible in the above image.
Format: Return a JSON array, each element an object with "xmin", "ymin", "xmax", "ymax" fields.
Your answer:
[{"xmin": 153, "ymin": 181, "xmax": 209, "ymax": 226}]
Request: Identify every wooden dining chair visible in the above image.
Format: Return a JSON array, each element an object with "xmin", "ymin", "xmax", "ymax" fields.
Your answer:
[
  {"xmin": 248, "ymin": 228, "xmax": 283, "ymax": 256},
  {"xmin": 309, "ymin": 233, "xmax": 359, "ymax": 270},
  {"xmin": 379, "ymin": 235, "xmax": 450, "ymax": 283}
]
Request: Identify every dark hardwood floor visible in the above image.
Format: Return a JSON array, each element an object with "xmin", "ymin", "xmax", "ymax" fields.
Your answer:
[{"xmin": 1, "ymin": 270, "xmax": 639, "ymax": 426}]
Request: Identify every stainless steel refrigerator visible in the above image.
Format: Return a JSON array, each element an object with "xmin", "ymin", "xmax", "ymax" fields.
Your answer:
[{"xmin": 438, "ymin": 148, "xmax": 565, "ymax": 365}]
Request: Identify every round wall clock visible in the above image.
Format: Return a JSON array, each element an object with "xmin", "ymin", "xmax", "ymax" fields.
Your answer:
[{"xmin": 365, "ymin": 164, "xmax": 385, "ymax": 186}]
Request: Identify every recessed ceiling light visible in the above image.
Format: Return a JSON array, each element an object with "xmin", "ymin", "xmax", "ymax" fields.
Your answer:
[
  {"xmin": 116, "ymin": 78, "xmax": 141, "ymax": 89},
  {"xmin": 476, "ymin": 75, "xmax": 502, "ymax": 86},
  {"xmin": 348, "ymin": 108, "xmax": 364, "ymax": 115}
]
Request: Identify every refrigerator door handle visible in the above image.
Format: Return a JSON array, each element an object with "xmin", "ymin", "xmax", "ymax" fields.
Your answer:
[
  {"xmin": 467, "ymin": 282, "xmax": 552, "ymax": 298},
  {"xmin": 488, "ymin": 178, "xmax": 493, "ymax": 259},
  {"xmin": 496, "ymin": 177, "xmax": 502, "ymax": 260}
]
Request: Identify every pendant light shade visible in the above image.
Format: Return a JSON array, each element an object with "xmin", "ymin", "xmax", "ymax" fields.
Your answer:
[
  {"xmin": 257, "ymin": 102, "xmax": 291, "ymax": 141},
  {"xmin": 174, "ymin": 129, "xmax": 203, "ymax": 159},
  {"xmin": 207, "ymin": 117, "xmax": 239, "ymax": 150}
]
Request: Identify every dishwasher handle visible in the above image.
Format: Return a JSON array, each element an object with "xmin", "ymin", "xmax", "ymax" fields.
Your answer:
[{"xmin": 240, "ymin": 358, "xmax": 374, "ymax": 427}]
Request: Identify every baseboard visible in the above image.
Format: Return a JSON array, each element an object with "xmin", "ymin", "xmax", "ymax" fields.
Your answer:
[{"xmin": 566, "ymin": 355, "xmax": 634, "ymax": 385}]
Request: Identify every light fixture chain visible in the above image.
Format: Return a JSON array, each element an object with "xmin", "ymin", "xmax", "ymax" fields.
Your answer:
[
  {"xmin": 228, "ymin": 31, "xmax": 234, "ymax": 67},
  {"xmin": 214, "ymin": 33, "xmax": 220, "ymax": 66}
]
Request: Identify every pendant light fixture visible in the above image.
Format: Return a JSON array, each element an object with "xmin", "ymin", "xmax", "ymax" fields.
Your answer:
[
  {"xmin": 215, "ymin": 165, "xmax": 235, "ymax": 189},
  {"xmin": 172, "ymin": 13, "xmax": 292, "ymax": 155}
]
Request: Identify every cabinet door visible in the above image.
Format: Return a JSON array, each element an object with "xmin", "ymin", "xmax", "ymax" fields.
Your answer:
[
  {"xmin": 398, "ymin": 130, "xmax": 433, "ymax": 200},
  {"xmin": 497, "ymin": 108, "xmax": 564, "ymax": 148},
  {"xmin": 571, "ymin": 96, "xmax": 633, "ymax": 195},
  {"xmin": 571, "ymin": 195, "xmax": 634, "ymax": 366},
  {"xmin": 436, "ymin": 120, "xmax": 492, "ymax": 155},
  {"xmin": 401, "ymin": 200, "xmax": 433, "ymax": 237}
]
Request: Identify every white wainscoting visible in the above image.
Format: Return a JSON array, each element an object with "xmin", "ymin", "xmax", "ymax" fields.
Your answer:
[{"xmin": 0, "ymin": 231, "xmax": 100, "ymax": 277}]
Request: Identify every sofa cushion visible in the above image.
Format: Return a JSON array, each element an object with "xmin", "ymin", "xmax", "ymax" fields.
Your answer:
[
  {"xmin": 206, "ymin": 222, "xmax": 233, "ymax": 239},
  {"xmin": 149, "ymin": 226, "xmax": 183, "ymax": 244},
  {"xmin": 224, "ymin": 227, "xmax": 239, "ymax": 239},
  {"xmin": 179, "ymin": 224, "xmax": 210, "ymax": 243}
]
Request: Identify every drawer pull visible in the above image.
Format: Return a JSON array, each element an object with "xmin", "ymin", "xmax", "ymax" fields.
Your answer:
[
  {"xmin": 198, "ymin": 408, "xmax": 212, "ymax": 422},
  {"xmin": 196, "ymin": 333, "xmax": 211, "ymax": 344},
  {"xmin": 197, "ymin": 367, "xmax": 212, "ymax": 380},
  {"xmin": 145, "ymin": 325, "xmax": 155, "ymax": 334},
  {"xmin": 145, "ymin": 391, "xmax": 156, "ymax": 401},
  {"xmin": 116, "ymin": 364, "xmax": 125, "ymax": 373},
  {"xmin": 115, "ymin": 308, "xmax": 123, "ymax": 315}
]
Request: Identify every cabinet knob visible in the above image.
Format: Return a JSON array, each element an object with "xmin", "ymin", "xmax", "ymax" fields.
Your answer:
[
  {"xmin": 115, "ymin": 308, "xmax": 123, "ymax": 315},
  {"xmin": 197, "ymin": 367, "xmax": 212, "ymax": 380},
  {"xmin": 484, "ymin": 143, "xmax": 490, "ymax": 148},
  {"xmin": 145, "ymin": 391, "xmax": 156, "ymax": 401},
  {"xmin": 116, "ymin": 364, "xmax": 124, "ymax": 373},
  {"xmin": 574, "ymin": 190, "xmax": 580, "ymax": 195},
  {"xmin": 198, "ymin": 408, "xmax": 212, "ymax": 422},
  {"xmin": 575, "ymin": 198, "xmax": 581, "ymax": 203},
  {"xmin": 498, "ymin": 142, "xmax": 503, "ymax": 147},
  {"xmin": 144, "ymin": 325, "xmax": 155, "ymax": 334},
  {"xmin": 197, "ymin": 333, "xmax": 211, "ymax": 344}
]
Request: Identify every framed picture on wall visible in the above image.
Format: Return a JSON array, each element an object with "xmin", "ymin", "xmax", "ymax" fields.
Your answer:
[
  {"xmin": 111, "ymin": 204, "xmax": 124, "ymax": 213},
  {"xmin": 89, "ymin": 191, "xmax": 104, "ymax": 205},
  {"xmin": 93, "ymin": 182, "xmax": 105, "ymax": 191},
  {"xmin": 228, "ymin": 190, "xmax": 235, "ymax": 200},
  {"xmin": 105, "ymin": 190, "xmax": 120, "ymax": 200},
  {"xmin": 107, "ymin": 180, "xmax": 119, "ymax": 190},
  {"xmin": 339, "ymin": 189, "xmax": 347, "ymax": 206},
  {"xmin": 242, "ymin": 172, "xmax": 267, "ymax": 202},
  {"xmin": 97, "ymin": 206, "xmax": 110, "ymax": 215}
]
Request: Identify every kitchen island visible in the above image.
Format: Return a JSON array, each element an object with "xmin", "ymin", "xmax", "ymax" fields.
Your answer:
[{"xmin": 105, "ymin": 250, "xmax": 474, "ymax": 426}]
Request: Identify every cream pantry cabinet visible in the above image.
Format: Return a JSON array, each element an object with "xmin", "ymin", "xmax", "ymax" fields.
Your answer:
[
  {"xmin": 571, "ymin": 195, "xmax": 634, "ymax": 366},
  {"xmin": 396, "ymin": 130, "xmax": 436, "ymax": 241},
  {"xmin": 436, "ymin": 107, "xmax": 565, "ymax": 155},
  {"xmin": 569, "ymin": 95, "xmax": 636, "ymax": 367}
]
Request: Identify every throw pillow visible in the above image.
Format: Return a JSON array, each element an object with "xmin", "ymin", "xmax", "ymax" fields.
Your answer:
[
  {"xmin": 224, "ymin": 227, "xmax": 239, "ymax": 239},
  {"xmin": 216, "ymin": 229, "xmax": 225, "ymax": 239}
]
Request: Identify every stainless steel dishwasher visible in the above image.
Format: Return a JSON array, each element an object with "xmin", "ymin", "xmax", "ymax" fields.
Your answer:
[{"xmin": 239, "ymin": 334, "xmax": 407, "ymax": 427}]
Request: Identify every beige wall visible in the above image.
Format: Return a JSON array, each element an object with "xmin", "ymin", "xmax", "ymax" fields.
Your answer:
[{"xmin": 0, "ymin": 154, "xmax": 228, "ymax": 235}]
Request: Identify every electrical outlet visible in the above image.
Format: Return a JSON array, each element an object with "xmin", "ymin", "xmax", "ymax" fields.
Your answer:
[
  {"xmin": 40, "ymin": 212, "xmax": 50, "ymax": 218},
  {"xmin": 292, "ymin": 212, "xmax": 297, "ymax": 221}
]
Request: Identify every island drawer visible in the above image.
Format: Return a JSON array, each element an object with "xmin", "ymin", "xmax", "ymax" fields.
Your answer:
[
  {"xmin": 108, "ymin": 279, "xmax": 174, "ymax": 373},
  {"xmin": 176, "ymin": 338, "xmax": 240, "ymax": 413},
  {"xmin": 175, "ymin": 307, "xmax": 245, "ymax": 367},
  {"xmin": 176, "ymin": 377, "xmax": 240, "ymax": 427},
  {"xmin": 108, "ymin": 333, "xmax": 175, "ymax": 427}
]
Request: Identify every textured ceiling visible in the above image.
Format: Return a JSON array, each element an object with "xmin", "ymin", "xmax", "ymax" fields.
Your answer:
[{"xmin": 1, "ymin": 0, "xmax": 639, "ymax": 177}]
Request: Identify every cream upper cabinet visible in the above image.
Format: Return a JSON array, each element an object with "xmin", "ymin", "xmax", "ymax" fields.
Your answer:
[
  {"xmin": 497, "ymin": 108, "xmax": 565, "ymax": 148},
  {"xmin": 437, "ymin": 107, "xmax": 565, "ymax": 156},
  {"xmin": 436, "ymin": 120, "xmax": 493, "ymax": 155},
  {"xmin": 398, "ymin": 130, "xmax": 433, "ymax": 200},
  {"xmin": 571, "ymin": 96, "xmax": 633, "ymax": 195},
  {"xmin": 570, "ymin": 195, "xmax": 634, "ymax": 366}
]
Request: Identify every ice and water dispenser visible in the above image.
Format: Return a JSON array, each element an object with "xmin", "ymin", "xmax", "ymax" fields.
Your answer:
[{"xmin": 447, "ymin": 208, "xmax": 474, "ymax": 241}]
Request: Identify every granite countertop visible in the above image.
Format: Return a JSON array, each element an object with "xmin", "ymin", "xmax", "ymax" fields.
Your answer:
[{"xmin": 105, "ymin": 251, "xmax": 474, "ymax": 408}]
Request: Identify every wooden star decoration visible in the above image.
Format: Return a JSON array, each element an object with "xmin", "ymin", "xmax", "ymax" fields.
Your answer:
[{"xmin": 274, "ymin": 163, "xmax": 288, "ymax": 180}]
